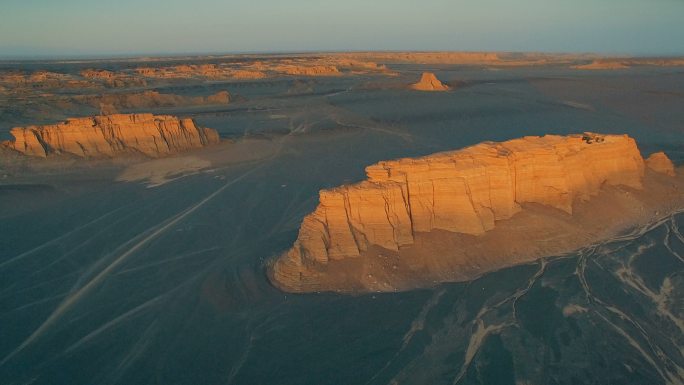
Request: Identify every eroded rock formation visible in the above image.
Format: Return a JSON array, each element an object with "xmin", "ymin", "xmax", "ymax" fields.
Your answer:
[
  {"xmin": 270, "ymin": 134, "xmax": 683, "ymax": 293},
  {"xmin": 0, "ymin": 70, "xmax": 92, "ymax": 90},
  {"xmin": 646, "ymin": 151, "xmax": 676, "ymax": 176},
  {"xmin": 2, "ymin": 113, "xmax": 219, "ymax": 158},
  {"xmin": 572, "ymin": 58, "xmax": 684, "ymax": 70},
  {"xmin": 130, "ymin": 57, "xmax": 391, "ymax": 80},
  {"xmin": 345, "ymin": 52, "xmax": 574, "ymax": 66},
  {"xmin": 274, "ymin": 65, "xmax": 341, "ymax": 76},
  {"xmin": 410, "ymin": 72, "xmax": 450, "ymax": 91},
  {"xmin": 80, "ymin": 69, "xmax": 147, "ymax": 88}
]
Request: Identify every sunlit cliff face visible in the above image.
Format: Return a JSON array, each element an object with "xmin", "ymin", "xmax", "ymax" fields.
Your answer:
[
  {"xmin": 271, "ymin": 134, "xmax": 683, "ymax": 293},
  {"xmin": 2, "ymin": 114, "xmax": 219, "ymax": 158}
]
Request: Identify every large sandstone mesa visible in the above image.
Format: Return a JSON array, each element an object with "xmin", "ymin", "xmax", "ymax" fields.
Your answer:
[
  {"xmin": 2, "ymin": 113, "xmax": 219, "ymax": 158},
  {"xmin": 410, "ymin": 72, "xmax": 451, "ymax": 91},
  {"xmin": 270, "ymin": 134, "xmax": 683, "ymax": 293}
]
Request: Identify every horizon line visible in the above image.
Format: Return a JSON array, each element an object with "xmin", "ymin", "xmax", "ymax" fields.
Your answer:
[{"xmin": 2, "ymin": 49, "xmax": 684, "ymax": 63}]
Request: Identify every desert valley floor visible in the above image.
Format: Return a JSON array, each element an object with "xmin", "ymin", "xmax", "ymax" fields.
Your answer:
[{"xmin": 1, "ymin": 55, "xmax": 684, "ymax": 384}]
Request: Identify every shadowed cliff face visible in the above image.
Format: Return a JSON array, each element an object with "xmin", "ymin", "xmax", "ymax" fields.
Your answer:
[
  {"xmin": 91, "ymin": 90, "xmax": 231, "ymax": 114},
  {"xmin": 271, "ymin": 134, "xmax": 683, "ymax": 293},
  {"xmin": 2, "ymin": 114, "xmax": 219, "ymax": 158}
]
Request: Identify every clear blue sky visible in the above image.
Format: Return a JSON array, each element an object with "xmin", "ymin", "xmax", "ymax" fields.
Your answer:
[{"xmin": 2, "ymin": 0, "xmax": 683, "ymax": 58}]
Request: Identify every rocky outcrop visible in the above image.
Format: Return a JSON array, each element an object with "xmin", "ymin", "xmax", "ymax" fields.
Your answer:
[
  {"xmin": 646, "ymin": 152, "xmax": 676, "ymax": 176},
  {"xmin": 284, "ymin": 133, "xmax": 644, "ymax": 261},
  {"xmin": 80, "ymin": 69, "xmax": 116, "ymax": 80},
  {"xmin": 134, "ymin": 63, "xmax": 333, "ymax": 79},
  {"xmin": 129, "ymin": 57, "xmax": 391, "ymax": 80},
  {"xmin": 274, "ymin": 65, "xmax": 341, "ymax": 76},
  {"xmin": 2, "ymin": 114, "xmax": 219, "ymax": 158},
  {"xmin": 135, "ymin": 64, "xmax": 229, "ymax": 79},
  {"xmin": 573, "ymin": 58, "xmax": 684, "ymax": 69},
  {"xmin": 271, "ymin": 134, "xmax": 682, "ymax": 293},
  {"xmin": 228, "ymin": 70, "xmax": 267, "ymax": 79},
  {"xmin": 0, "ymin": 70, "xmax": 92, "ymax": 90},
  {"xmin": 80, "ymin": 69, "xmax": 147, "ymax": 88},
  {"xmin": 350, "ymin": 52, "xmax": 503, "ymax": 65},
  {"xmin": 345, "ymin": 52, "xmax": 576, "ymax": 66},
  {"xmin": 410, "ymin": 72, "xmax": 450, "ymax": 91}
]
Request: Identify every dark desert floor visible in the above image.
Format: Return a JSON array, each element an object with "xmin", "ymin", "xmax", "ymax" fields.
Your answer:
[{"xmin": 1, "ymin": 56, "xmax": 684, "ymax": 384}]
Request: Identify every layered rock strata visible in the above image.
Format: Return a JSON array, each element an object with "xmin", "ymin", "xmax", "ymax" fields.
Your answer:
[
  {"xmin": 2, "ymin": 113, "xmax": 219, "ymax": 158},
  {"xmin": 271, "ymin": 134, "xmax": 683, "ymax": 293}
]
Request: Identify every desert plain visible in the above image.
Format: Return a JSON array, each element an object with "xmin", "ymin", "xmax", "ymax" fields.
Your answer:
[{"xmin": 1, "ymin": 52, "xmax": 684, "ymax": 384}]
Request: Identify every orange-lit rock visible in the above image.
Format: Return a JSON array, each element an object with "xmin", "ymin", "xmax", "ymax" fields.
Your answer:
[
  {"xmin": 269, "ymin": 134, "xmax": 682, "ymax": 293},
  {"xmin": 2, "ymin": 114, "xmax": 219, "ymax": 158},
  {"xmin": 283, "ymin": 133, "xmax": 643, "ymax": 260},
  {"xmin": 410, "ymin": 72, "xmax": 450, "ymax": 91},
  {"xmin": 80, "ymin": 69, "xmax": 147, "ymax": 88},
  {"xmin": 351, "ymin": 52, "xmax": 504, "ymax": 65},
  {"xmin": 0, "ymin": 70, "xmax": 92, "ymax": 89},
  {"xmin": 344, "ymin": 52, "xmax": 574, "ymax": 66},
  {"xmin": 80, "ymin": 69, "xmax": 116, "ymax": 80},
  {"xmin": 228, "ymin": 70, "xmax": 267, "ymax": 79},
  {"xmin": 275, "ymin": 65, "xmax": 341, "ymax": 76},
  {"xmin": 646, "ymin": 152, "xmax": 676, "ymax": 176},
  {"xmin": 127, "ymin": 57, "xmax": 392, "ymax": 80}
]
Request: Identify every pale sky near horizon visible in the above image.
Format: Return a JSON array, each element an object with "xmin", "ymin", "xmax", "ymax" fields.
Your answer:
[{"xmin": 1, "ymin": 0, "xmax": 683, "ymax": 58}]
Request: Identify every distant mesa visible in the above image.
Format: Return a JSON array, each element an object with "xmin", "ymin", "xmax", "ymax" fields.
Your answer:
[
  {"xmin": 133, "ymin": 64, "xmax": 256, "ymax": 80},
  {"xmin": 2, "ymin": 114, "xmax": 219, "ymax": 158},
  {"xmin": 92, "ymin": 90, "xmax": 231, "ymax": 114},
  {"xmin": 349, "ymin": 52, "xmax": 573, "ymax": 67},
  {"xmin": 572, "ymin": 58, "xmax": 684, "ymax": 70},
  {"xmin": 130, "ymin": 57, "xmax": 392, "ymax": 80},
  {"xmin": 573, "ymin": 60, "xmax": 630, "ymax": 70},
  {"xmin": 80, "ymin": 68, "xmax": 147, "ymax": 88},
  {"xmin": 228, "ymin": 70, "xmax": 268, "ymax": 80},
  {"xmin": 80, "ymin": 69, "xmax": 116, "ymax": 80},
  {"xmin": 270, "ymin": 133, "xmax": 683, "ymax": 293},
  {"xmin": 0, "ymin": 70, "xmax": 92, "ymax": 90},
  {"xmin": 274, "ymin": 65, "xmax": 341, "ymax": 77},
  {"xmin": 353, "ymin": 52, "xmax": 504, "ymax": 65},
  {"xmin": 11, "ymin": 90, "xmax": 233, "ymax": 117},
  {"xmin": 410, "ymin": 72, "xmax": 451, "ymax": 91}
]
